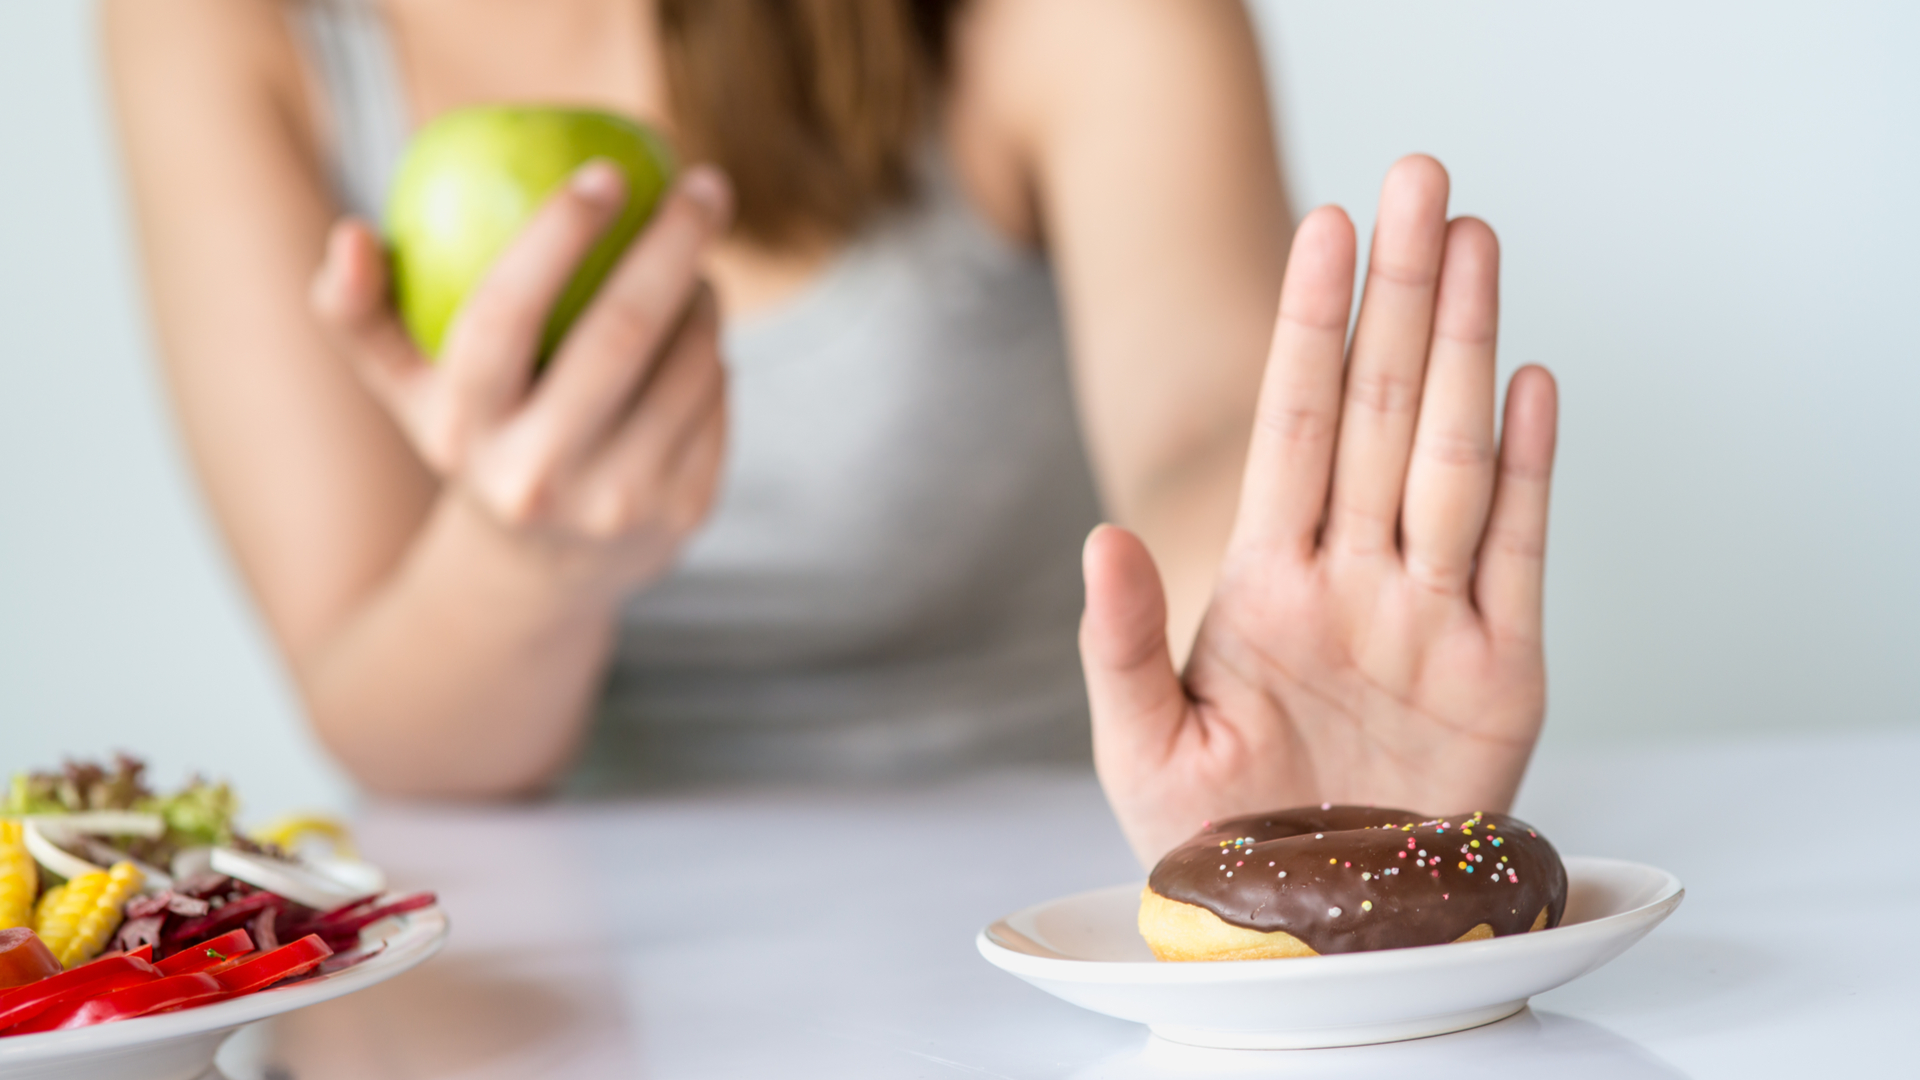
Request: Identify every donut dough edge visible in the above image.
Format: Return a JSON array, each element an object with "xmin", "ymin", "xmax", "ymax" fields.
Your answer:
[{"xmin": 1138, "ymin": 887, "xmax": 1551, "ymax": 961}]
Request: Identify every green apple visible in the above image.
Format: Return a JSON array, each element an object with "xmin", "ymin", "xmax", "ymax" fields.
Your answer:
[{"xmin": 385, "ymin": 106, "xmax": 675, "ymax": 362}]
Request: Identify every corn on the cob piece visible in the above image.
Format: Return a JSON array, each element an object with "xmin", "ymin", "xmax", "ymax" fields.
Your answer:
[
  {"xmin": 0, "ymin": 821, "xmax": 34, "ymax": 930},
  {"xmin": 33, "ymin": 860, "xmax": 144, "ymax": 968}
]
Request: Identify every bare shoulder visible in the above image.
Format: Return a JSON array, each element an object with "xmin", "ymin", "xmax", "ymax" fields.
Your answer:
[
  {"xmin": 946, "ymin": 0, "xmax": 1275, "ymax": 244},
  {"xmin": 957, "ymin": 0, "xmax": 1265, "ymax": 100},
  {"xmin": 101, "ymin": 0, "xmax": 318, "ymax": 152}
]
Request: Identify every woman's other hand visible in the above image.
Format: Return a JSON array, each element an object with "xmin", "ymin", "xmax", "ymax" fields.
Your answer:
[
  {"xmin": 311, "ymin": 162, "xmax": 734, "ymax": 603},
  {"xmin": 1082, "ymin": 155, "xmax": 1560, "ymax": 865}
]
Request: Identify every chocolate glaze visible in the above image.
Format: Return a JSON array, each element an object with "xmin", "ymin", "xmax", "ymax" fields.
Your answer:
[{"xmin": 1147, "ymin": 806, "xmax": 1567, "ymax": 955}]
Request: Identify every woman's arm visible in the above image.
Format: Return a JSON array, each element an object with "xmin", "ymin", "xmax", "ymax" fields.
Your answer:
[
  {"xmin": 958, "ymin": 2, "xmax": 1558, "ymax": 863},
  {"xmin": 951, "ymin": 0, "xmax": 1290, "ymax": 662},
  {"xmin": 102, "ymin": 0, "xmax": 728, "ymax": 797}
]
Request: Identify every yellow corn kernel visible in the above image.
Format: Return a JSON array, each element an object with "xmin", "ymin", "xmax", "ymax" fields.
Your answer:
[
  {"xmin": 32, "ymin": 880, "xmax": 72, "ymax": 940},
  {"xmin": 0, "ymin": 824, "xmax": 34, "ymax": 930},
  {"xmin": 35, "ymin": 861, "xmax": 144, "ymax": 968}
]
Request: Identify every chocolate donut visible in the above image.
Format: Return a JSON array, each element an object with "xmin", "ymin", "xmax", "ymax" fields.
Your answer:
[{"xmin": 1140, "ymin": 806, "xmax": 1567, "ymax": 961}]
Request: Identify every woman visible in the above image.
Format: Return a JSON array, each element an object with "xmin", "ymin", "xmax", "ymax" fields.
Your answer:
[{"xmin": 105, "ymin": 0, "xmax": 1556, "ymax": 863}]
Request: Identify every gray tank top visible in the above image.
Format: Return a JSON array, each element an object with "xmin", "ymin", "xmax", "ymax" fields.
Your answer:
[{"xmin": 294, "ymin": 0, "xmax": 1103, "ymax": 787}]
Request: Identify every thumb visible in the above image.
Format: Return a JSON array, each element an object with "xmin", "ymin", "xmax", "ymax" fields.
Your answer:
[
  {"xmin": 310, "ymin": 219, "xmax": 430, "ymax": 412},
  {"xmin": 1080, "ymin": 524, "xmax": 1189, "ymax": 766}
]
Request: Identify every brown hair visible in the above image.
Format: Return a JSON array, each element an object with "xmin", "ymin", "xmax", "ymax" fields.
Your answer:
[{"xmin": 656, "ymin": 0, "xmax": 962, "ymax": 248}]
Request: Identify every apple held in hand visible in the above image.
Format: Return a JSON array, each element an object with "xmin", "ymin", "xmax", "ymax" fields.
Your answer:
[{"xmin": 385, "ymin": 106, "xmax": 675, "ymax": 361}]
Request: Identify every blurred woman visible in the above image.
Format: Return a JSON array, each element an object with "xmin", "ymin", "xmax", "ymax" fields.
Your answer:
[{"xmin": 105, "ymin": 0, "xmax": 1556, "ymax": 862}]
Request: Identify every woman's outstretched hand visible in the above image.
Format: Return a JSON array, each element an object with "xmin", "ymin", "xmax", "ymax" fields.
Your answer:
[
  {"xmin": 1084, "ymin": 156, "xmax": 1560, "ymax": 865},
  {"xmin": 310, "ymin": 162, "xmax": 734, "ymax": 604}
]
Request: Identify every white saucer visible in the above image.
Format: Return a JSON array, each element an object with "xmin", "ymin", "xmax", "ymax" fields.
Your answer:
[
  {"xmin": 977, "ymin": 855, "xmax": 1681, "ymax": 1049},
  {"xmin": 0, "ymin": 906, "xmax": 450, "ymax": 1080}
]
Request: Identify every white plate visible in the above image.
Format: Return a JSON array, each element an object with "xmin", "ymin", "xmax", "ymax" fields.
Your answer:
[
  {"xmin": 0, "ymin": 906, "xmax": 450, "ymax": 1080},
  {"xmin": 977, "ymin": 855, "xmax": 1681, "ymax": 1049}
]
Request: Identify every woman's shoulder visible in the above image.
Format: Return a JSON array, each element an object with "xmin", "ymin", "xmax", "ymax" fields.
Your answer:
[
  {"xmin": 101, "ymin": 0, "xmax": 319, "ymax": 149},
  {"xmin": 943, "ymin": 0, "xmax": 1271, "ymax": 248}
]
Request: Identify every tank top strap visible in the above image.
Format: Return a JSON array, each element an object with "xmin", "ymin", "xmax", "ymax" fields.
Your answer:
[{"xmin": 288, "ymin": 0, "xmax": 410, "ymax": 220}]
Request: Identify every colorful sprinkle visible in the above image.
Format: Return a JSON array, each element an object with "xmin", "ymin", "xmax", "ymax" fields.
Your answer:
[
  {"xmin": 1361, "ymin": 900, "xmax": 1373, "ymax": 912},
  {"xmin": 1328, "ymin": 906, "xmax": 1342, "ymax": 917}
]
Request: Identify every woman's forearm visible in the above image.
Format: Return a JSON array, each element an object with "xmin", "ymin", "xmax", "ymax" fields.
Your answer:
[
  {"xmin": 298, "ymin": 493, "xmax": 622, "ymax": 798},
  {"xmin": 1126, "ymin": 431, "xmax": 1249, "ymax": 668}
]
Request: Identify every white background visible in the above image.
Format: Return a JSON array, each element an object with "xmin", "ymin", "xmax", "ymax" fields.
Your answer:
[{"xmin": 2, "ymin": 2, "xmax": 1916, "ymax": 819}]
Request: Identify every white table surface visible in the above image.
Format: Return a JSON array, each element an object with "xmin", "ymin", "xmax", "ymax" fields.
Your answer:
[{"xmin": 219, "ymin": 725, "xmax": 1919, "ymax": 1079}]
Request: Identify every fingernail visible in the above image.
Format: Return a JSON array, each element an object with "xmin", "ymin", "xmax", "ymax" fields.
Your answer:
[
  {"xmin": 679, "ymin": 166, "xmax": 733, "ymax": 225},
  {"xmin": 570, "ymin": 160, "xmax": 626, "ymax": 206}
]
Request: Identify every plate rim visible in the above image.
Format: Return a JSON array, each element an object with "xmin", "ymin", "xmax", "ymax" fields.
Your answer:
[
  {"xmin": 0, "ymin": 905, "xmax": 450, "ymax": 1062},
  {"xmin": 977, "ymin": 854, "xmax": 1684, "ymax": 983}
]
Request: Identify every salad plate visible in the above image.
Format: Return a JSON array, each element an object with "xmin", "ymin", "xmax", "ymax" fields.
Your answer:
[
  {"xmin": 0, "ymin": 903, "xmax": 448, "ymax": 1080},
  {"xmin": 977, "ymin": 855, "xmax": 1681, "ymax": 1049}
]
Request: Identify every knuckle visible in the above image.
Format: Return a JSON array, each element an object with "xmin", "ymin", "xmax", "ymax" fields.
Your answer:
[
  {"xmin": 1366, "ymin": 257, "xmax": 1437, "ymax": 290},
  {"xmin": 1403, "ymin": 554, "xmax": 1470, "ymax": 598},
  {"xmin": 416, "ymin": 403, "xmax": 468, "ymax": 473},
  {"xmin": 584, "ymin": 484, "xmax": 647, "ymax": 538},
  {"xmin": 591, "ymin": 290, "xmax": 667, "ymax": 354},
  {"xmin": 1483, "ymin": 525, "xmax": 1545, "ymax": 562},
  {"xmin": 1346, "ymin": 369, "xmax": 1422, "ymax": 417},
  {"xmin": 1257, "ymin": 401, "xmax": 1333, "ymax": 447},
  {"xmin": 1415, "ymin": 430, "xmax": 1493, "ymax": 469},
  {"xmin": 486, "ymin": 466, "xmax": 554, "ymax": 527}
]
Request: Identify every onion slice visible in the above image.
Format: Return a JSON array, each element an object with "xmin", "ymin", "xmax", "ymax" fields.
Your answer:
[
  {"xmin": 209, "ymin": 848, "xmax": 376, "ymax": 910},
  {"xmin": 22, "ymin": 820, "xmax": 173, "ymax": 891},
  {"xmin": 32, "ymin": 811, "xmax": 166, "ymax": 838},
  {"xmin": 22, "ymin": 820, "xmax": 105, "ymax": 881}
]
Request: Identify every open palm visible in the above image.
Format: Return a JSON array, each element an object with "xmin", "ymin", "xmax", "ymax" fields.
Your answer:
[{"xmin": 1084, "ymin": 156, "xmax": 1560, "ymax": 864}]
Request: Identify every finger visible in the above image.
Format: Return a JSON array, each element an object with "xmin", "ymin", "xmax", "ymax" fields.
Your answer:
[
  {"xmin": 659, "ymin": 392, "xmax": 728, "ymax": 537},
  {"xmin": 526, "ymin": 168, "xmax": 733, "ymax": 469},
  {"xmin": 1324, "ymin": 154, "xmax": 1451, "ymax": 556},
  {"xmin": 309, "ymin": 220, "xmax": 430, "ymax": 416},
  {"xmin": 434, "ymin": 160, "xmax": 632, "ymax": 428},
  {"xmin": 1232, "ymin": 205, "xmax": 1356, "ymax": 557},
  {"xmin": 1474, "ymin": 365, "xmax": 1559, "ymax": 637},
  {"xmin": 574, "ymin": 290, "xmax": 727, "ymax": 535},
  {"xmin": 1401, "ymin": 217, "xmax": 1500, "ymax": 595},
  {"xmin": 1081, "ymin": 525, "xmax": 1190, "ymax": 766}
]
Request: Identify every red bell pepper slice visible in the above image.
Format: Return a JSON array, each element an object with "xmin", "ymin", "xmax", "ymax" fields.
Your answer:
[
  {"xmin": 214, "ymin": 934, "xmax": 332, "ymax": 995},
  {"xmin": 88, "ymin": 944, "xmax": 154, "ymax": 965},
  {"xmin": 6, "ymin": 972, "xmax": 224, "ymax": 1035},
  {"xmin": 155, "ymin": 930, "xmax": 254, "ymax": 977},
  {"xmin": 0, "ymin": 957, "xmax": 158, "ymax": 1032}
]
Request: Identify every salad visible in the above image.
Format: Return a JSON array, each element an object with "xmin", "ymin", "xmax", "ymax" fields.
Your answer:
[{"xmin": 0, "ymin": 756, "xmax": 434, "ymax": 1036}]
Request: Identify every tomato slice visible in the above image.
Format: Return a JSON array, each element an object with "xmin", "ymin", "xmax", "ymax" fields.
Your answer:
[
  {"xmin": 0, "ymin": 929, "xmax": 61, "ymax": 991},
  {"xmin": 155, "ymin": 930, "xmax": 254, "ymax": 977},
  {"xmin": 6, "ymin": 972, "xmax": 225, "ymax": 1035},
  {"xmin": 213, "ymin": 935, "xmax": 332, "ymax": 996},
  {"xmin": 0, "ymin": 956, "xmax": 158, "ymax": 1032}
]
